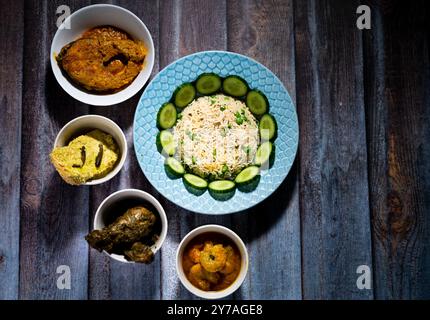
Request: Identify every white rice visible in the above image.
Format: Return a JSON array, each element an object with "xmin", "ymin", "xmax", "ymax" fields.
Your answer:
[{"xmin": 173, "ymin": 94, "xmax": 259, "ymax": 179}]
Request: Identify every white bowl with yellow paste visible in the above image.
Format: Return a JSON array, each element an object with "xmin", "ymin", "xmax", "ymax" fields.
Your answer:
[{"xmin": 52, "ymin": 115, "xmax": 127, "ymax": 185}]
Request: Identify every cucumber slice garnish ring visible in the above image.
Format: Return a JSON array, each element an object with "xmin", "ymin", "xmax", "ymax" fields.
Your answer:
[
  {"xmin": 259, "ymin": 113, "xmax": 278, "ymax": 141},
  {"xmin": 164, "ymin": 157, "xmax": 185, "ymax": 179},
  {"xmin": 156, "ymin": 130, "xmax": 176, "ymax": 157},
  {"xmin": 154, "ymin": 72, "xmax": 280, "ymax": 200},
  {"xmin": 254, "ymin": 141, "xmax": 273, "ymax": 168},
  {"xmin": 235, "ymin": 166, "xmax": 260, "ymax": 185},
  {"xmin": 183, "ymin": 173, "xmax": 208, "ymax": 196},
  {"xmin": 208, "ymin": 180, "xmax": 236, "ymax": 201},
  {"xmin": 157, "ymin": 102, "xmax": 177, "ymax": 129},
  {"xmin": 246, "ymin": 90, "xmax": 269, "ymax": 116},
  {"xmin": 173, "ymin": 83, "xmax": 196, "ymax": 108},
  {"xmin": 235, "ymin": 166, "xmax": 261, "ymax": 193},
  {"xmin": 195, "ymin": 73, "xmax": 222, "ymax": 95},
  {"xmin": 222, "ymin": 75, "xmax": 249, "ymax": 97}
]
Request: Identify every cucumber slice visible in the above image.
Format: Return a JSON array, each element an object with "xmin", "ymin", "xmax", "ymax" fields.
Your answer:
[
  {"xmin": 259, "ymin": 114, "xmax": 278, "ymax": 141},
  {"xmin": 173, "ymin": 83, "xmax": 196, "ymax": 108},
  {"xmin": 156, "ymin": 130, "xmax": 176, "ymax": 156},
  {"xmin": 208, "ymin": 180, "xmax": 236, "ymax": 193},
  {"xmin": 157, "ymin": 102, "xmax": 177, "ymax": 129},
  {"xmin": 222, "ymin": 75, "xmax": 248, "ymax": 97},
  {"xmin": 208, "ymin": 180, "xmax": 236, "ymax": 200},
  {"xmin": 235, "ymin": 166, "xmax": 260, "ymax": 186},
  {"xmin": 246, "ymin": 90, "xmax": 269, "ymax": 116},
  {"xmin": 183, "ymin": 174, "xmax": 208, "ymax": 190},
  {"xmin": 254, "ymin": 141, "xmax": 273, "ymax": 166},
  {"xmin": 165, "ymin": 157, "xmax": 185, "ymax": 177},
  {"xmin": 195, "ymin": 73, "xmax": 222, "ymax": 95}
]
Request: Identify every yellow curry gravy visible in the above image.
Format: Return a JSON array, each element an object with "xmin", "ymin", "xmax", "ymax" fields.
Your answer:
[{"xmin": 182, "ymin": 232, "xmax": 242, "ymax": 291}]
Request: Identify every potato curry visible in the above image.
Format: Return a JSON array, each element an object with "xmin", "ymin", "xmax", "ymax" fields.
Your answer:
[{"xmin": 182, "ymin": 232, "xmax": 242, "ymax": 291}]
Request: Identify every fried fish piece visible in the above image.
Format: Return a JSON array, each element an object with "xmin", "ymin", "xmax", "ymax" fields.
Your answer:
[
  {"xmin": 56, "ymin": 26, "xmax": 147, "ymax": 92},
  {"xmin": 82, "ymin": 25, "xmax": 130, "ymax": 41}
]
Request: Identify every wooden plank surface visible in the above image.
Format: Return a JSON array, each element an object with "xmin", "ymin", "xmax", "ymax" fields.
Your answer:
[
  {"xmin": 0, "ymin": 0, "xmax": 24, "ymax": 300},
  {"xmin": 19, "ymin": 0, "xmax": 90, "ymax": 299},
  {"xmin": 3, "ymin": 0, "xmax": 429, "ymax": 300},
  {"xmin": 227, "ymin": 0, "xmax": 302, "ymax": 299},
  {"xmin": 158, "ymin": 0, "xmax": 233, "ymax": 300},
  {"xmin": 364, "ymin": 0, "xmax": 430, "ymax": 299},
  {"xmin": 294, "ymin": 0, "xmax": 374, "ymax": 299},
  {"xmin": 88, "ymin": 0, "xmax": 162, "ymax": 300}
]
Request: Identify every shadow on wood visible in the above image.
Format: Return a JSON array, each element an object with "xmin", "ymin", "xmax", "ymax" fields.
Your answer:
[
  {"xmin": 235, "ymin": 158, "xmax": 298, "ymax": 242},
  {"xmin": 45, "ymin": 60, "xmax": 89, "ymax": 127}
]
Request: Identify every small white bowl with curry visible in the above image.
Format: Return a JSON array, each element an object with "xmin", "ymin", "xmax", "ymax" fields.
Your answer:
[{"xmin": 176, "ymin": 225, "xmax": 249, "ymax": 299}]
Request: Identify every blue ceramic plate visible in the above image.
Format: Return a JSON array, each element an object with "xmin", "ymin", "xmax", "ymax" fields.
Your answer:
[{"xmin": 133, "ymin": 51, "xmax": 298, "ymax": 214}]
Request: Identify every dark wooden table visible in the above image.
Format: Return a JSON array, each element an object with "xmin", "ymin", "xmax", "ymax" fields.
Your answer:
[{"xmin": 0, "ymin": 0, "xmax": 429, "ymax": 300}]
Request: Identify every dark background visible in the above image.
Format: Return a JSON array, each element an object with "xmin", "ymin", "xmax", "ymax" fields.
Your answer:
[{"xmin": 0, "ymin": 0, "xmax": 429, "ymax": 299}]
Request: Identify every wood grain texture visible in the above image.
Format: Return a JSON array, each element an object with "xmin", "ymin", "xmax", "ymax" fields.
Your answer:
[
  {"xmin": 227, "ymin": 0, "xmax": 302, "ymax": 299},
  {"xmin": 158, "ymin": 0, "xmax": 233, "ymax": 300},
  {"xmin": 294, "ymin": 0, "xmax": 374, "ymax": 299},
  {"xmin": 364, "ymin": 0, "xmax": 430, "ymax": 299},
  {"xmin": 5, "ymin": 0, "xmax": 430, "ymax": 300},
  {"xmin": 88, "ymin": 0, "xmax": 162, "ymax": 300},
  {"xmin": 19, "ymin": 0, "xmax": 90, "ymax": 299},
  {"xmin": 0, "ymin": 0, "xmax": 24, "ymax": 300}
]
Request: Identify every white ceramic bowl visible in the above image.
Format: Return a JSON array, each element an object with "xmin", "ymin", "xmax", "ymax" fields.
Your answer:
[
  {"xmin": 93, "ymin": 189, "xmax": 168, "ymax": 263},
  {"xmin": 53, "ymin": 115, "xmax": 127, "ymax": 185},
  {"xmin": 50, "ymin": 4, "xmax": 155, "ymax": 106},
  {"xmin": 176, "ymin": 225, "xmax": 249, "ymax": 299}
]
